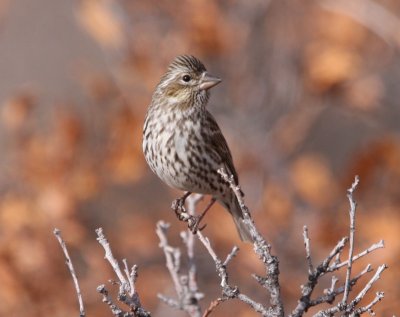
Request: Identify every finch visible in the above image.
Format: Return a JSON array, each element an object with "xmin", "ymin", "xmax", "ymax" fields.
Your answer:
[{"xmin": 143, "ymin": 55, "xmax": 252, "ymax": 241}]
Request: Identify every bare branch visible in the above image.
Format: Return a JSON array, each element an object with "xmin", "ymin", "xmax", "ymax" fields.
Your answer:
[
  {"xmin": 96, "ymin": 228, "xmax": 127, "ymax": 285},
  {"xmin": 56, "ymin": 171, "xmax": 387, "ymax": 317},
  {"xmin": 313, "ymin": 264, "xmax": 386, "ymax": 317},
  {"xmin": 310, "ymin": 264, "xmax": 372, "ymax": 307},
  {"xmin": 53, "ymin": 228, "xmax": 86, "ymax": 317},
  {"xmin": 328, "ymin": 276, "xmax": 339, "ymax": 295},
  {"xmin": 156, "ymin": 220, "xmax": 203, "ymax": 317},
  {"xmin": 156, "ymin": 222, "xmax": 183, "ymax": 297},
  {"xmin": 342, "ymin": 175, "xmax": 360, "ymax": 305},
  {"xmin": 97, "ymin": 284, "xmax": 130, "ymax": 317},
  {"xmin": 123, "ymin": 260, "xmax": 138, "ymax": 297},
  {"xmin": 185, "ymin": 194, "xmax": 204, "ymax": 298},
  {"xmin": 327, "ymin": 240, "xmax": 385, "ymax": 272},
  {"xmin": 218, "ymin": 167, "xmax": 284, "ymax": 317},
  {"xmin": 223, "ymin": 246, "xmax": 239, "ymax": 266},
  {"xmin": 197, "ymin": 230, "xmax": 269, "ymax": 316},
  {"xmin": 157, "ymin": 294, "xmax": 180, "ymax": 309},
  {"xmin": 290, "ymin": 237, "xmax": 348, "ymax": 317},
  {"xmin": 290, "ymin": 176, "xmax": 387, "ymax": 317},
  {"xmin": 202, "ymin": 298, "xmax": 226, "ymax": 317},
  {"xmin": 350, "ymin": 264, "xmax": 387, "ymax": 308},
  {"xmin": 354, "ymin": 291, "xmax": 385, "ymax": 316},
  {"xmin": 95, "ymin": 228, "xmax": 150, "ymax": 317},
  {"xmin": 303, "ymin": 226, "xmax": 314, "ymax": 275}
]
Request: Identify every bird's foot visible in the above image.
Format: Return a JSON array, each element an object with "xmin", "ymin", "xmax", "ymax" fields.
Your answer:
[
  {"xmin": 171, "ymin": 192, "xmax": 192, "ymax": 222},
  {"xmin": 172, "ymin": 199, "xmax": 206, "ymax": 233},
  {"xmin": 187, "ymin": 197, "xmax": 216, "ymax": 234},
  {"xmin": 187, "ymin": 215, "xmax": 207, "ymax": 234},
  {"xmin": 171, "ymin": 193, "xmax": 214, "ymax": 234},
  {"xmin": 171, "ymin": 198, "xmax": 188, "ymax": 220}
]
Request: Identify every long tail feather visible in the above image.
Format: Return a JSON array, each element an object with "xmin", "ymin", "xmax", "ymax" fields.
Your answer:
[{"xmin": 220, "ymin": 193, "xmax": 253, "ymax": 242}]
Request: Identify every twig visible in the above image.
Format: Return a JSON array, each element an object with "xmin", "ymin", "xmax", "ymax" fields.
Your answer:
[
  {"xmin": 157, "ymin": 294, "xmax": 180, "ymax": 309},
  {"xmin": 97, "ymin": 284, "xmax": 129, "ymax": 317},
  {"xmin": 328, "ymin": 276, "xmax": 339, "ymax": 295},
  {"xmin": 218, "ymin": 168, "xmax": 284, "ymax": 317},
  {"xmin": 303, "ymin": 226, "xmax": 314, "ymax": 275},
  {"xmin": 202, "ymin": 298, "xmax": 226, "ymax": 317},
  {"xmin": 342, "ymin": 175, "xmax": 360, "ymax": 305},
  {"xmin": 223, "ymin": 246, "xmax": 239, "ymax": 266},
  {"xmin": 156, "ymin": 222, "xmax": 183, "ymax": 298},
  {"xmin": 186, "ymin": 194, "xmax": 204, "ymax": 297},
  {"xmin": 96, "ymin": 228, "xmax": 127, "ymax": 285},
  {"xmin": 289, "ymin": 237, "xmax": 348, "ymax": 317},
  {"xmin": 156, "ymin": 220, "xmax": 203, "ymax": 317},
  {"xmin": 310, "ymin": 264, "xmax": 372, "ymax": 307},
  {"xmin": 197, "ymin": 230, "xmax": 269, "ymax": 315},
  {"xmin": 327, "ymin": 240, "xmax": 384, "ymax": 272},
  {"xmin": 123, "ymin": 260, "xmax": 138, "ymax": 297},
  {"xmin": 313, "ymin": 265, "xmax": 386, "ymax": 317},
  {"xmin": 350, "ymin": 264, "xmax": 387, "ymax": 309},
  {"xmin": 354, "ymin": 291, "xmax": 385, "ymax": 316},
  {"xmin": 290, "ymin": 175, "xmax": 387, "ymax": 317},
  {"xmin": 53, "ymin": 228, "xmax": 86, "ymax": 317},
  {"xmin": 95, "ymin": 228, "xmax": 150, "ymax": 317}
]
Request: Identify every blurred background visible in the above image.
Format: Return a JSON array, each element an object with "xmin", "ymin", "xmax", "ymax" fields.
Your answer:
[{"xmin": 0, "ymin": 0, "xmax": 399, "ymax": 316}]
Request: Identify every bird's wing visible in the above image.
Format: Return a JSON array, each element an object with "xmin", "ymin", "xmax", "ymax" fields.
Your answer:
[{"xmin": 204, "ymin": 111, "xmax": 239, "ymax": 184}]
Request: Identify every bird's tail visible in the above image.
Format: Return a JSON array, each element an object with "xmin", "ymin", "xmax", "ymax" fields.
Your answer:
[{"xmin": 222, "ymin": 193, "xmax": 253, "ymax": 243}]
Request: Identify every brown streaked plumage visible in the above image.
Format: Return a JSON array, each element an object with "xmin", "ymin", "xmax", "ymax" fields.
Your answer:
[{"xmin": 142, "ymin": 55, "xmax": 252, "ymax": 242}]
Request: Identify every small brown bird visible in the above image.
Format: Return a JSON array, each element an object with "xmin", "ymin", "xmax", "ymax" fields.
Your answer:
[{"xmin": 142, "ymin": 55, "xmax": 252, "ymax": 241}]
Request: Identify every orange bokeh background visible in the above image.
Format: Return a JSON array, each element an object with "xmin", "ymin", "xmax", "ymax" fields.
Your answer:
[{"xmin": 0, "ymin": 1, "xmax": 399, "ymax": 316}]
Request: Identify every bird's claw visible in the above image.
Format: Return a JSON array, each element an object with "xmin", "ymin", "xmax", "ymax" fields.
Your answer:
[
  {"xmin": 172, "ymin": 198, "xmax": 189, "ymax": 220},
  {"xmin": 171, "ymin": 198, "xmax": 184, "ymax": 212},
  {"xmin": 171, "ymin": 195, "xmax": 208, "ymax": 234},
  {"xmin": 187, "ymin": 215, "xmax": 207, "ymax": 234}
]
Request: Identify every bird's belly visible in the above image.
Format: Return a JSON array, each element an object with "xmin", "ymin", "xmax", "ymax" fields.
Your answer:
[{"xmin": 145, "ymin": 128, "xmax": 218, "ymax": 195}]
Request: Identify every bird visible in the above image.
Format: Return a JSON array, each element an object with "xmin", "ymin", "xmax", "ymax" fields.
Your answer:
[{"xmin": 142, "ymin": 55, "xmax": 252, "ymax": 242}]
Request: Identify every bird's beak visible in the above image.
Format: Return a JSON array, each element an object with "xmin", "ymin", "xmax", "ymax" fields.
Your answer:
[{"xmin": 199, "ymin": 72, "xmax": 222, "ymax": 91}]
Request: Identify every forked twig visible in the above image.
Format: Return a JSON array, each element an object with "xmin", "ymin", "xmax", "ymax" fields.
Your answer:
[
  {"xmin": 218, "ymin": 167, "xmax": 284, "ymax": 317},
  {"xmin": 197, "ymin": 231, "xmax": 268, "ymax": 315},
  {"xmin": 327, "ymin": 240, "xmax": 384, "ymax": 272},
  {"xmin": 289, "ymin": 176, "xmax": 386, "ymax": 317},
  {"xmin": 156, "ymin": 213, "xmax": 203, "ymax": 316},
  {"xmin": 95, "ymin": 228, "xmax": 150, "ymax": 317}
]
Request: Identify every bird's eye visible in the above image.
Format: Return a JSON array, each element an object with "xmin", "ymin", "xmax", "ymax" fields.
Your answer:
[{"xmin": 182, "ymin": 75, "xmax": 191, "ymax": 82}]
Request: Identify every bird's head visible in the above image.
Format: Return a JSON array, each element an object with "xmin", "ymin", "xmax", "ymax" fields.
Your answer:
[{"xmin": 155, "ymin": 55, "xmax": 221, "ymax": 109}]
